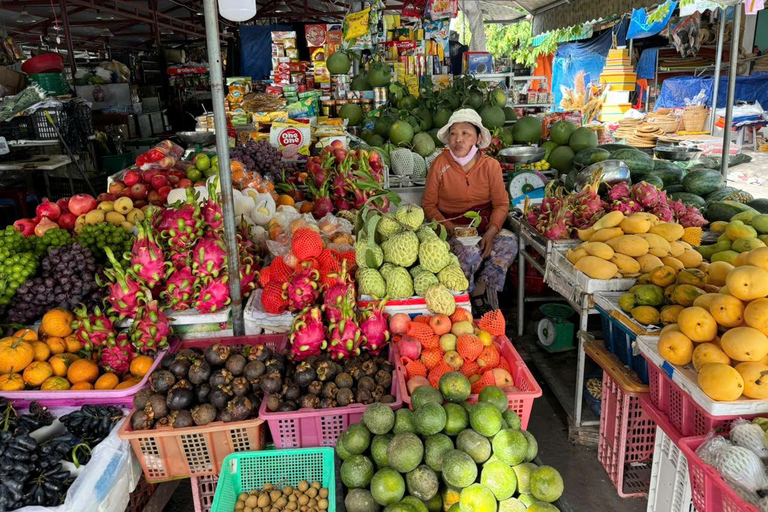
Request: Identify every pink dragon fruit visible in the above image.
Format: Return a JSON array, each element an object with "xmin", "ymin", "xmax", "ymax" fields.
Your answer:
[
  {"xmin": 289, "ymin": 307, "xmax": 326, "ymax": 361},
  {"xmin": 194, "ymin": 276, "xmax": 231, "ymax": 314},
  {"xmin": 129, "ymin": 212, "xmax": 166, "ymax": 288},
  {"xmin": 162, "ymin": 267, "xmax": 196, "ymax": 310},
  {"xmin": 72, "ymin": 305, "xmax": 115, "ymax": 351},
  {"xmin": 610, "ymin": 198, "xmax": 643, "ymax": 215},
  {"xmin": 358, "ymin": 300, "xmax": 389, "ymax": 355},
  {"xmin": 100, "ymin": 247, "xmax": 149, "ymax": 320},
  {"xmin": 607, "ymin": 182, "xmax": 631, "ymax": 202},
  {"xmin": 322, "ymin": 263, "xmax": 354, "ymax": 323},
  {"xmin": 129, "ymin": 299, "xmax": 172, "ymax": 353},
  {"xmin": 201, "ymin": 177, "xmax": 224, "ymax": 231},
  {"xmin": 677, "ymin": 205, "xmax": 708, "ymax": 228},
  {"xmin": 543, "ymin": 208, "xmax": 570, "ymax": 240},
  {"xmin": 160, "ymin": 188, "xmax": 204, "ymax": 250},
  {"xmin": 191, "ymin": 234, "xmax": 228, "ymax": 277},
  {"xmin": 671, "ymin": 200, "xmax": 689, "ymax": 217},
  {"xmin": 631, "ymin": 181, "xmax": 662, "ymax": 208},
  {"xmin": 283, "ymin": 267, "xmax": 320, "ymax": 313},
  {"xmin": 651, "ymin": 203, "xmax": 675, "ymax": 222},
  {"xmin": 168, "ymin": 249, "xmax": 190, "ymax": 271},
  {"xmin": 327, "ymin": 298, "xmax": 365, "ymax": 360},
  {"xmin": 99, "ymin": 333, "xmax": 135, "ymax": 374},
  {"xmin": 240, "ymin": 261, "xmax": 259, "ymax": 298}
]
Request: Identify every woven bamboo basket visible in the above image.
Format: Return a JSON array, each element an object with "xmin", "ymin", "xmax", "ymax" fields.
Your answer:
[
  {"xmin": 682, "ymin": 106, "xmax": 708, "ymax": 132},
  {"xmin": 648, "ymin": 116, "xmax": 680, "ymax": 133}
]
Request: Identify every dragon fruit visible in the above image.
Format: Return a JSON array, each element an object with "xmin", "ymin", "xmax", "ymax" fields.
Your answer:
[
  {"xmin": 72, "ymin": 305, "xmax": 115, "ymax": 351},
  {"xmin": 160, "ymin": 188, "xmax": 204, "ymax": 250},
  {"xmin": 201, "ymin": 177, "xmax": 224, "ymax": 231},
  {"xmin": 358, "ymin": 300, "xmax": 389, "ymax": 354},
  {"xmin": 651, "ymin": 203, "xmax": 675, "ymax": 222},
  {"xmin": 677, "ymin": 205, "xmax": 708, "ymax": 228},
  {"xmin": 129, "ymin": 299, "xmax": 172, "ymax": 353},
  {"xmin": 283, "ymin": 267, "xmax": 320, "ymax": 313},
  {"xmin": 322, "ymin": 262, "xmax": 355, "ymax": 322},
  {"xmin": 631, "ymin": 181, "xmax": 662, "ymax": 208},
  {"xmin": 129, "ymin": 211, "xmax": 166, "ymax": 288},
  {"xmin": 100, "ymin": 247, "xmax": 149, "ymax": 320},
  {"xmin": 671, "ymin": 199, "xmax": 690, "ymax": 217},
  {"xmin": 240, "ymin": 261, "xmax": 259, "ymax": 298},
  {"xmin": 194, "ymin": 276, "xmax": 231, "ymax": 314},
  {"xmin": 543, "ymin": 209, "xmax": 570, "ymax": 240},
  {"xmin": 289, "ymin": 307, "xmax": 326, "ymax": 361},
  {"xmin": 191, "ymin": 234, "xmax": 228, "ymax": 277},
  {"xmin": 327, "ymin": 297, "xmax": 365, "ymax": 360},
  {"xmin": 610, "ymin": 198, "xmax": 643, "ymax": 215},
  {"xmin": 607, "ymin": 182, "xmax": 631, "ymax": 202},
  {"xmin": 162, "ymin": 267, "xmax": 196, "ymax": 311},
  {"xmin": 99, "ymin": 333, "xmax": 135, "ymax": 374}
]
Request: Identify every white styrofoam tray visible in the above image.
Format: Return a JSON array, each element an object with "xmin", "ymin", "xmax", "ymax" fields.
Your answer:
[
  {"xmin": 594, "ymin": 291, "xmax": 662, "ymax": 337},
  {"xmin": 548, "ymin": 248, "xmax": 637, "ymax": 294}
]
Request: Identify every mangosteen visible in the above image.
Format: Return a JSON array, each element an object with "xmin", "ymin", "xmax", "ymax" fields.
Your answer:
[
  {"xmin": 282, "ymin": 382, "xmax": 300, "ymax": 402},
  {"xmin": 154, "ymin": 416, "xmax": 172, "ymax": 429},
  {"xmin": 172, "ymin": 378, "xmax": 192, "ymax": 390},
  {"xmin": 205, "ymin": 344, "xmax": 231, "ymax": 367},
  {"xmin": 247, "ymin": 395, "xmax": 261, "ymax": 413},
  {"xmin": 356, "ymin": 388, "xmax": 373, "ymax": 404},
  {"xmin": 167, "ymin": 387, "xmax": 195, "ymax": 411},
  {"xmin": 294, "ymin": 362, "xmax": 317, "ymax": 388},
  {"xmin": 161, "ymin": 354, "xmax": 174, "ymax": 370},
  {"xmin": 243, "ymin": 360, "xmax": 266, "ymax": 382},
  {"xmin": 188, "ymin": 360, "xmax": 212, "ymax": 385},
  {"xmin": 133, "ymin": 388, "xmax": 153, "ymax": 410},
  {"xmin": 316, "ymin": 360, "xmax": 338, "ymax": 382},
  {"xmin": 362, "ymin": 360, "xmax": 378, "ymax": 377},
  {"xmin": 248, "ymin": 345, "xmax": 273, "ymax": 362},
  {"xmin": 335, "ymin": 372, "xmax": 353, "ymax": 389},
  {"xmin": 380, "ymin": 395, "xmax": 396, "ymax": 404},
  {"xmin": 260, "ymin": 372, "xmax": 283, "ymax": 395},
  {"xmin": 319, "ymin": 397, "xmax": 336, "ymax": 409},
  {"xmin": 337, "ymin": 387, "xmax": 354, "ymax": 406},
  {"xmin": 168, "ymin": 358, "xmax": 192, "ymax": 379},
  {"xmin": 358, "ymin": 376, "xmax": 376, "ymax": 392},
  {"xmin": 231, "ymin": 376, "xmax": 251, "ymax": 397},
  {"xmin": 150, "ymin": 370, "xmax": 176, "ymax": 394},
  {"xmin": 227, "ymin": 396, "xmax": 253, "ymax": 421},
  {"xmin": 308, "ymin": 380, "xmax": 323, "ymax": 396},
  {"xmin": 265, "ymin": 358, "xmax": 285, "ymax": 375},
  {"xmin": 225, "ymin": 354, "xmax": 247, "ymax": 376},
  {"xmin": 278, "ymin": 400, "xmax": 297, "ymax": 412},
  {"xmin": 209, "ymin": 387, "xmax": 233, "ymax": 410},
  {"xmin": 170, "ymin": 410, "xmax": 194, "ymax": 428},
  {"xmin": 175, "ymin": 348, "xmax": 200, "ymax": 361},
  {"xmin": 131, "ymin": 410, "xmax": 153, "ymax": 431},
  {"xmin": 195, "ymin": 383, "xmax": 212, "ymax": 403},
  {"xmin": 372, "ymin": 388, "xmax": 384, "ymax": 402},
  {"xmin": 348, "ymin": 364, "xmax": 364, "ymax": 382},
  {"xmin": 217, "ymin": 409, "xmax": 234, "ymax": 423},
  {"xmin": 322, "ymin": 382, "xmax": 338, "ymax": 400},
  {"xmin": 266, "ymin": 394, "xmax": 281, "ymax": 412},
  {"xmin": 209, "ymin": 369, "xmax": 233, "ymax": 388},
  {"xmin": 192, "ymin": 403, "xmax": 217, "ymax": 426},
  {"xmin": 380, "ymin": 360, "xmax": 395, "ymax": 374},
  {"xmin": 376, "ymin": 369, "xmax": 392, "ymax": 390},
  {"xmin": 299, "ymin": 394, "xmax": 320, "ymax": 409},
  {"xmin": 145, "ymin": 393, "xmax": 169, "ymax": 419}
]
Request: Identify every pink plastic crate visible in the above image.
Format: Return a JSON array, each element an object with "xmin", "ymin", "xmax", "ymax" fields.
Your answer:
[
  {"xmin": 259, "ymin": 347, "xmax": 403, "ymax": 448},
  {"xmin": 644, "ymin": 354, "xmax": 760, "ymax": 437},
  {"xmin": 597, "ymin": 369, "xmax": 656, "ymax": 498},
  {"xmin": 680, "ymin": 435, "xmax": 761, "ymax": 512},
  {"xmin": 393, "ymin": 336, "xmax": 542, "ymax": 430},
  {"xmin": 191, "ymin": 474, "xmax": 220, "ymax": 512}
]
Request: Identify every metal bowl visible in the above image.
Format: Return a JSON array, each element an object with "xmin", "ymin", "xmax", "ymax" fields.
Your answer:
[
  {"xmin": 176, "ymin": 131, "xmax": 216, "ymax": 146},
  {"xmin": 574, "ymin": 160, "xmax": 630, "ymax": 191},
  {"xmin": 497, "ymin": 146, "xmax": 546, "ymax": 164},
  {"xmin": 654, "ymin": 146, "xmax": 702, "ymax": 161}
]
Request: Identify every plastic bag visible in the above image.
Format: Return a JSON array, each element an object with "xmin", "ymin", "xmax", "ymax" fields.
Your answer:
[
  {"xmin": 248, "ymin": 191, "xmax": 277, "ymax": 226},
  {"xmin": 731, "ymin": 418, "xmax": 768, "ymax": 459},
  {"xmin": 135, "ymin": 140, "xmax": 184, "ymax": 170},
  {"xmin": 715, "ymin": 445, "xmax": 768, "ymax": 492},
  {"xmin": 317, "ymin": 213, "xmax": 353, "ymax": 238}
]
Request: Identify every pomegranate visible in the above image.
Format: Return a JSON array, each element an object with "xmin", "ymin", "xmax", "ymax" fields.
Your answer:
[
  {"xmin": 97, "ymin": 193, "xmax": 117, "ymax": 202},
  {"xmin": 36, "ymin": 198, "xmax": 61, "ymax": 220},
  {"xmin": 389, "ymin": 313, "xmax": 411, "ymax": 335},
  {"xmin": 56, "ymin": 198, "xmax": 70, "ymax": 212},
  {"xmin": 13, "ymin": 218, "xmax": 37, "ymax": 237},
  {"xmin": 68, "ymin": 194, "xmax": 97, "ymax": 215},
  {"xmin": 123, "ymin": 170, "xmax": 142, "ymax": 187},
  {"xmin": 35, "ymin": 217, "xmax": 59, "ymax": 236},
  {"xmin": 109, "ymin": 181, "xmax": 126, "ymax": 195},
  {"xmin": 150, "ymin": 174, "xmax": 169, "ymax": 190},
  {"xmin": 130, "ymin": 183, "xmax": 149, "ymax": 200},
  {"xmin": 58, "ymin": 211, "xmax": 77, "ymax": 231}
]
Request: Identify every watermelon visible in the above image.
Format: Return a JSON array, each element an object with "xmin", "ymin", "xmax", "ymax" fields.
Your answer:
[
  {"xmin": 749, "ymin": 198, "xmax": 768, "ymax": 213},
  {"xmin": 573, "ymin": 148, "xmax": 610, "ymax": 170},
  {"xmin": 599, "ymin": 143, "xmax": 634, "ymax": 152},
  {"xmin": 706, "ymin": 187, "xmax": 743, "ymax": 204},
  {"xmin": 652, "ymin": 161, "xmax": 684, "ymax": 187},
  {"xmin": 609, "ymin": 149, "xmax": 654, "ymax": 178},
  {"xmin": 705, "ymin": 201, "xmax": 756, "ymax": 223},
  {"xmin": 665, "ymin": 185, "xmax": 685, "ymax": 194},
  {"xmin": 644, "ymin": 175, "xmax": 664, "ymax": 188},
  {"xmin": 682, "ymin": 169, "xmax": 725, "ymax": 196},
  {"xmin": 670, "ymin": 192, "xmax": 706, "ymax": 208}
]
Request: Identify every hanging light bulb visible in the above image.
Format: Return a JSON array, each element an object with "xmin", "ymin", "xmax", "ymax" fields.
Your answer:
[
  {"xmin": 17, "ymin": 10, "xmax": 36, "ymax": 24},
  {"xmin": 100, "ymin": 27, "xmax": 113, "ymax": 37},
  {"xmin": 160, "ymin": 26, "xmax": 174, "ymax": 35},
  {"xmin": 273, "ymin": 0, "xmax": 291, "ymax": 13},
  {"xmin": 218, "ymin": 0, "xmax": 256, "ymax": 21}
]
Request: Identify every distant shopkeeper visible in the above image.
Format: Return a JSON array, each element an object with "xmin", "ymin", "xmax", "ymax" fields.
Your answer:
[{"xmin": 422, "ymin": 109, "xmax": 518, "ymax": 296}]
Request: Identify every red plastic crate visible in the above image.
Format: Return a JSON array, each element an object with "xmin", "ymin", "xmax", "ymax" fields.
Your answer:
[
  {"xmin": 597, "ymin": 369, "xmax": 656, "ymax": 498},
  {"xmin": 644, "ymin": 354, "xmax": 760, "ymax": 437},
  {"xmin": 394, "ymin": 336, "xmax": 542, "ymax": 430},
  {"xmin": 679, "ymin": 435, "xmax": 761, "ymax": 512},
  {"xmin": 192, "ymin": 474, "xmax": 220, "ymax": 512}
]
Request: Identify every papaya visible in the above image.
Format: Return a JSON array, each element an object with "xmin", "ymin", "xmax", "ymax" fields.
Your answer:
[
  {"xmin": 650, "ymin": 266, "xmax": 677, "ymax": 287},
  {"xmin": 634, "ymin": 284, "xmax": 665, "ymax": 307},
  {"xmin": 696, "ymin": 240, "xmax": 733, "ymax": 260},
  {"xmin": 710, "ymin": 221, "xmax": 728, "ymax": 232},
  {"xmin": 676, "ymin": 269, "xmax": 707, "ymax": 287},
  {"xmin": 731, "ymin": 209, "xmax": 761, "ymax": 224},
  {"xmin": 660, "ymin": 305, "xmax": 685, "ymax": 325},
  {"xmin": 732, "ymin": 237, "xmax": 766, "ymax": 253},
  {"xmin": 725, "ymin": 220, "xmax": 757, "ymax": 241},
  {"xmin": 672, "ymin": 284, "xmax": 707, "ymax": 307},
  {"xmin": 631, "ymin": 306, "xmax": 661, "ymax": 326},
  {"xmin": 711, "ymin": 250, "xmax": 740, "ymax": 265}
]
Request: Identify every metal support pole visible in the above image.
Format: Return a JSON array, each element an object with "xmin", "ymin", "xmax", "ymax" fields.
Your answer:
[
  {"xmin": 721, "ymin": 4, "xmax": 742, "ymax": 178},
  {"xmin": 203, "ymin": 0, "xmax": 245, "ymax": 335},
  {"xmin": 58, "ymin": 0, "xmax": 77, "ymax": 76},
  {"xmin": 711, "ymin": 8, "xmax": 727, "ymax": 134}
]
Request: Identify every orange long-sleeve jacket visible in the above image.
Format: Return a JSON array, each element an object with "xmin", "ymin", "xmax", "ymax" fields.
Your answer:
[{"xmin": 422, "ymin": 150, "xmax": 510, "ymax": 232}]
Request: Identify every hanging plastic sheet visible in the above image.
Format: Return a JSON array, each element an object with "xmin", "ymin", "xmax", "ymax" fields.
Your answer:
[
  {"xmin": 240, "ymin": 24, "xmax": 291, "ymax": 80},
  {"xmin": 655, "ymin": 72, "xmax": 768, "ymax": 109},
  {"xmin": 628, "ymin": 0, "xmax": 678, "ymax": 39}
]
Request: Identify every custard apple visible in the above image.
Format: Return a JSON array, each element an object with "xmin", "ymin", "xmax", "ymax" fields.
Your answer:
[
  {"xmin": 410, "ymin": 265, "xmax": 427, "ymax": 278},
  {"xmin": 395, "ymin": 204, "xmax": 425, "ymax": 231},
  {"xmin": 355, "ymin": 241, "xmax": 383, "ymax": 269},
  {"xmin": 438, "ymin": 265, "xmax": 469, "ymax": 292},
  {"xmin": 414, "ymin": 270, "xmax": 439, "ymax": 296},
  {"xmin": 377, "ymin": 214, "xmax": 402, "ymax": 240},
  {"xmin": 380, "ymin": 263, "xmax": 397, "ymax": 281},
  {"xmin": 448, "ymin": 253, "xmax": 461, "ymax": 267},
  {"xmin": 382, "ymin": 230, "xmax": 419, "ymax": 267},
  {"xmin": 417, "ymin": 225, "xmax": 438, "ymax": 243},
  {"xmin": 357, "ymin": 268, "xmax": 386, "ymax": 298},
  {"xmin": 424, "ymin": 284, "xmax": 456, "ymax": 315},
  {"xmin": 385, "ymin": 266, "xmax": 414, "ymax": 299},
  {"xmin": 419, "ymin": 236, "xmax": 451, "ymax": 273}
]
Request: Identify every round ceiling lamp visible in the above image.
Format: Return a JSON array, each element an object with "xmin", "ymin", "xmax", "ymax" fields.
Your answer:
[{"xmin": 218, "ymin": 0, "xmax": 256, "ymax": 22}]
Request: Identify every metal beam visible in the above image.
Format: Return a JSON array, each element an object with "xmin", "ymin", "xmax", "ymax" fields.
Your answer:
[
  {"xmin": 63, "ymin": 0, "xmax": 204, "ymax": 35},
  {"xmin": 59, "ymin": 0, "xmax": 78, "ymax": 75}
]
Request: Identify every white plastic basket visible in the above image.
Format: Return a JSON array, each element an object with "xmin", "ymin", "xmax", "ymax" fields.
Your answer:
[{"xmin": 647, "ymin": 426, "xmax": 694, "ymax": 512}]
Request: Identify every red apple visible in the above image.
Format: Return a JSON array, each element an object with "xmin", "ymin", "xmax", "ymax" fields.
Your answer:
[
  {"xmin": 109, "ymin": 181, "xmax": 126, "ymax": 195},
  {"xmin": 36, "ymin": 198, "xmax": 61, "ymax": 220},
  {"xmin": 147, "ymin": 190, "xmax": 161, "ymax": 204},
  {"xmin": 157, "ymin": 185, "xmax": 172, "ymax": 202},
  {"xmin": 123, "ymin": 169, "xmax": 142, "ymax": 187},
  {"xmin": 68, "ymin": 194, "xmax": 98, "ymax": 216},
  {"xmin": 151, "ymin": 174, "xmax": 169, "ymax": 190},
  {"xmin": 57, "ymin": 212, "xmax": 77, "ymax": 230},
  {"xmin": 177, "ymin": 179, "xmax": 192, "ymax": 189},
  {"xmin": 97, "ymin": 193, "xmax": 117, "ymax": 202},
  {"xmin": 167, "ymin": 174, "xmax": 180, "ymax": 185},
  {"xmin": 130, "ymin": 183, "xmax": 148, "ymax": 200},
  {"xmin": 142, "ymin": 169, "xmax": 161, "ymax": 183},
  {"xmin": 119, "ymin": 187, "xmax": 132, "ymax": 198},
  {"xmin": 133, "ymin": 199, "xmax": 148, "ymax": 208},
  {"xmin": 169, "ymin": 170, "xmax": 186, "ymax": 180},
  {"xmin": 194, "ymin": 180, "xmax": 206, "ymax": 187}
]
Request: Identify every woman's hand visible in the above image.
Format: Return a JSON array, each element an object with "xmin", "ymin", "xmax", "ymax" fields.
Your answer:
[{"xmin": 479, "ymin": 227, "xmax": 498, "ymax": 259}]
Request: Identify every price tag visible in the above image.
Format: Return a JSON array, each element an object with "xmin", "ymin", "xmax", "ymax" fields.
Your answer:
[
  {"xmin": 0, "ymin": 137, "xmax": 9, "ymax": 156},
  {"xmin": 661, "ymin": 360, "xmax": 675, "ymax": 379}
]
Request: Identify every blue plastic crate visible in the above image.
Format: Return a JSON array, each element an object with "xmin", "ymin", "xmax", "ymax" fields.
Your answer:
[{"xmin": 596, "ymin": 305, "xmax": 649, "ymax": 384}]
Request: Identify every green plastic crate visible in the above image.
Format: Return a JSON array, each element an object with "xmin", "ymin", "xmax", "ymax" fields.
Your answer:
[{"xmin": 211, "ymin": 448, "xmax": 336, "ymax": 512}]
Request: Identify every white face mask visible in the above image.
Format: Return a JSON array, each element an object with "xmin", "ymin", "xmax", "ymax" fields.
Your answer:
[{"xmin": 449, "ymin": 145, "xmax": 478, "ymax": 166}]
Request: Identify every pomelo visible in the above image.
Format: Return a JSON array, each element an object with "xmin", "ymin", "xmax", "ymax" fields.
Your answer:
[
  {"xmin": 512, "ymin": 116, "xmax": 543, "ymax": 145},
  {"xmin": 540, "ymin": 141, "xmax": 559, "ymax": 160},
  {"xmin": 492, "ymin": 428, "xmax": 529, "ymax": 466},
  {"xmin": 549, "ymin": 120, "xmax": 577, "ymax": 146},
  {"xmin": 569, "ymin": 127, "xmax": 598, "ymax": 153},
  {"xmin": 530, "ymin": 465, "xmax": 564, "ymax": 503},
  {"xmin": 413, "ymin": 132, "xmax": 436, "ymax": 158},
  {"xmin": 548, "ymin": 146, "xmax": 575, "ymax": 173},
  {"xmin": 352, "ymin": 74, "xmax": 372, "ymax": 91},
  {"xmin": 327, "ymin": 51, "xmax": 351, "ymax": 74},
  {"xmin": 370, "ymin": 467, "xmax": 405, "ymax": 506},
  {"xmin": 503, "ymin": 106, "xmax": 517, "ymax": 121},
  {"xmin": 480, "ymin": 105, "xmax": 506, "ymax": 131},
  {"xmin": 367, "ymin": 62, "xmax": 391, "ymax": 87},
  {"xmin": 433, "ymin": 108, "xmax": 452, "ymax": 130},
  {"xmin": 490, "ymin": 88, "xmax": 508, "ymax": 107},
  {"xmin": 481, "ymin": 460, "xmax": 518, "ymax": 500}
]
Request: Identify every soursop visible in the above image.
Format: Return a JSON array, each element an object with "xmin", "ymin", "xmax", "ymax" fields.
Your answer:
[
  {"xmin": 731, "ymin": 420, "xmax": 768, "ymax": 459},
  {"xmin": 385, "ymin": 266, "xmax": 414, "ymax": 299},
  {"xmin": 395, "ymin": 204, "xmax": 425, "ymax": 231},
  {"xmin": 357, "ymin": 268, "xmax": 386, "ymax": 298},
  {"xmin": 714, "ymin": 445, "xmax": 768, "ymax": 492},
  {"xmin": 382, "ymin": 230, "xmax": 419, "ymax": 267},
  {"xmin": 356, "ymin": 241, "xmax": 383, "ymax": 269},
  {"xmin": 377, "ymin": 214, "xmax": 403, "ymax": 240},
  {"xmin": 412, "ymin": 152, "xmax": 427, "ymax": 178},
  {"xmin": 419, "ymin": 236, "xmax": 451, "ymax": 273},
  {"xmin": 414, "ymin": 270, "xmax": 439, "ymax": 296},
  {"xmin": 438, "ymin": 265, "xmax": 469, "ymax": 292},
  {"xmin": 380, "ymin": 263, "xmax": 396, "ymax": 281},
  {"xmin": 424, "ymin": 284, "xmax": 456, "ymax": 315}
]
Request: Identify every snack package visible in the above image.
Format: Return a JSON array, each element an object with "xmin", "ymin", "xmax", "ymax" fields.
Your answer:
[
  {"xmin": 135, "ymin": 140, "xmax": 184, "ymax": 170},
  {"xmin": 270, "ymin": 122, "xmax": 311, "ymax": 163},
  {"xmin": 429, "ymin": 0, "xmax": 457, "ymax": 20},
  {"xmin": 344, "ymin": 8, "xmax": 371, "ymax": 41}
]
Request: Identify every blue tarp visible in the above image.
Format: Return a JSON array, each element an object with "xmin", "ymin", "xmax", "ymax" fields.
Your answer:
[
  {"xmin": 627, "ymin": 0, "xmax": 677, "ymax": 39},
  {"xmin": 240, "ymin": 24, "xmax": 291, "ymax": 80},
  {"xmin": 637, "ymin": 48, "xmax": 658, "ymax": 80},
  {"xmin": 655, "ymin": 72, "xmax": 768, "ymax": 109}
]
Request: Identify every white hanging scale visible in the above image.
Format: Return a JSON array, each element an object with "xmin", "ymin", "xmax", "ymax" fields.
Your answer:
[{"xmin": 509, "ymin": 171, "xmax": 546, "ymax": 200}]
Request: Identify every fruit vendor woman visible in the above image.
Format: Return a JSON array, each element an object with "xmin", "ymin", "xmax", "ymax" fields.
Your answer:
[{"xmin": 422, "ymin": 109, "xmax": 517, "ymax": 295}]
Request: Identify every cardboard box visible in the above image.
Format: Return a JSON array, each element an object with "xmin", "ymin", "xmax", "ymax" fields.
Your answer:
[
  {"xmin": 0, "ymin": 67, "xmax": 25, "ymax": 96},
  {"xmin": 463, "ymin": 52, "xmax": 493, "ymax": 74}
]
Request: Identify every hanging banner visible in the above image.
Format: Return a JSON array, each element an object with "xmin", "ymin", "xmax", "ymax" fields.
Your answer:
[{"xmin": 627, "ymin": 0, "xmax": 678, "ymax": 39}]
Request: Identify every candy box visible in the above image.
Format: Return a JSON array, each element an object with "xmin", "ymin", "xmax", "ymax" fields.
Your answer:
[{"xmin": 269, "ymin": 122, "xmax": 310, "ymax": 162}]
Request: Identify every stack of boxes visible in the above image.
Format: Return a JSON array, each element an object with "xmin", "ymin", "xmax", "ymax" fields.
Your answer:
[{"xmin": 599, "ymin": 47, "xmax": 636, "ymax": 122}]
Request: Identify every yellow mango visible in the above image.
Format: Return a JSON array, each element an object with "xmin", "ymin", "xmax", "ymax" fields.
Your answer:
[
  {"xmin": 573, "ymin": 256, "xmax": 619, "ymax": 280},
  {"xmin": 606, "ymin": 235, "xmax": 650, "ymax": 257}
]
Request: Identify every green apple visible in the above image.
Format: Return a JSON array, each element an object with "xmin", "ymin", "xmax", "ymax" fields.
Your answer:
[
  {"xmin": 451, "ymin": 321, "xmax": 475, "ymax": 337},
  {"xmin": 194, "ymin": 153, "xmax": 211, "ymax": 172},
  {"xmin": 440, "ymin": 333, "xmax": 457, "ymax": 352}
]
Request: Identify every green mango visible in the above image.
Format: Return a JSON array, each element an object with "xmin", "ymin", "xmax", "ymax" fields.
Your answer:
[{"xmin": 696, "ymin": 240, "xmax": 733, "ymax": 260}]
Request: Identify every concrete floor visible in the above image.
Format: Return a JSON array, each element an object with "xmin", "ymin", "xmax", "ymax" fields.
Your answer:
[{"xmin": 724, "ymin": 149, "xmax": 768, "ymax": 200}]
